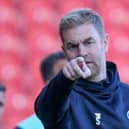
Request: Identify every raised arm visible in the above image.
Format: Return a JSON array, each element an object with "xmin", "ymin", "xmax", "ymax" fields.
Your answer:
[
  {"xmin": 35, "ymin": 71, "xmax": 74, "ymax": 127},
  {"xmin": 35, "ymin": 57, "xmax": 91, "ymax": 128}
]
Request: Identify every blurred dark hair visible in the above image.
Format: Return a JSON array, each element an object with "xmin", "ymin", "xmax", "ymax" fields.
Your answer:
[
  {"xmin": 0, "ymin": 82, "xmax": 6, "ymax": 92},
  {"xmin": 40, "ymin": 51, "xmax": 66, "ymax": 82}
]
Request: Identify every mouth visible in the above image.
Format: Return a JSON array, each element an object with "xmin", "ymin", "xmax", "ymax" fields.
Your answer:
[
  {"xmin": 86, "ymin": 61, "xmax": 92, "ymax": 64},
  {"xmin": 85, "ymin": 61, "xmax": 94, "ymax": 68}
]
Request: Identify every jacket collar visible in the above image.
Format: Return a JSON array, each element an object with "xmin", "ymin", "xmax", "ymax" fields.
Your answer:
[{"xmin": 74, "ymin": 62, "xmax": 120, "ymax": 99}]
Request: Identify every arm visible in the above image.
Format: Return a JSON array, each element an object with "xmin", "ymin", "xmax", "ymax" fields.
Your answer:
[
  {"xmin": 35, "ymin": 71, "xmax": 74, "ymax": 127},
  {"xmin": 35, "ymin": 57, "xmax": 91, "ymax": 128}
]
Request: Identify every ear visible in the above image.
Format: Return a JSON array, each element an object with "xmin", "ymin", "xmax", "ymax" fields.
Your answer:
[
  {"xmin": 61, "ymin": 45, "xmax": 65, "ymax": 52},
  {"xmin": 61, "ymin": 44, "xmax": 69, "ymax": 60},
  {"xmin": 103, "ymin": 33, "xmax": 109, "ymax": 52}
]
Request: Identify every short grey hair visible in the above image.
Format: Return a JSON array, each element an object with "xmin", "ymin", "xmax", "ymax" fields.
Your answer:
[{"xmin": 59, "ymin": 8, "xmax": 105, "ymax": 42}]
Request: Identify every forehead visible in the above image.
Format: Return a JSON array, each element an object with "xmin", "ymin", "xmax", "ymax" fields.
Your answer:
[{"xmin": 62, "ymin": 23, "xmax": 101, "ymax": 43}]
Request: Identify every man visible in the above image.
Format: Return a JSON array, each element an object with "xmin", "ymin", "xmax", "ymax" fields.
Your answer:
[
  {"xmin": 0, "ymin": 82, "xmax": 6, "ymax": 129},
  {"xmin": 35, "ymin": 8, "xmax": 129, "ymax": 129},
  {"xmin": 15, "ymin": 51, "xmax": 67, "ymax": 129}
]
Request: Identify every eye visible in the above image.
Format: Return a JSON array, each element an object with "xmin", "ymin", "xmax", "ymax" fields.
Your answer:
[
  {"xmin": 83, "ymin": 40, "xmax": 95, "ymax": 45},
  {"xmin": 67, "ymin": 43, "xmax": 78, "ymax": 50},
  {"xmin": 87, "ymin": 41, "xmax": 94, "ymax": 44}
]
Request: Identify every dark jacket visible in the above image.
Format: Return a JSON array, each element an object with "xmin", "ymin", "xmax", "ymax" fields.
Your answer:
[{"xmin": 35, "ymin": 62, "xmax": 129, "ymax": 129}]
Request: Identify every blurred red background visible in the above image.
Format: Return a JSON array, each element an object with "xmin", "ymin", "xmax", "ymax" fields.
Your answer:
[{"xmin": 0, "ymin": 0, "xmax": 129, "ymax": 128}]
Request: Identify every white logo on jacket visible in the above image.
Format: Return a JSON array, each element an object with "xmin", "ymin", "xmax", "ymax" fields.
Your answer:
[
  {"xmin": 94, "ymin": 113, "xmax": 101, "ymax": 126},
  {"xmin": 127, "ymin": 110, "xmax": 129, "ymax": 119}
]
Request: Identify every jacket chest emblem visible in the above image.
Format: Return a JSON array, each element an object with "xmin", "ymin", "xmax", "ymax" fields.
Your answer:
[
  {"xmin": 94, "ymin": 113, "xmax": 101, "ymax": 126},
  {"xmin": 127, "ymin": 110, "xmax": 129, "ymax": 119}
]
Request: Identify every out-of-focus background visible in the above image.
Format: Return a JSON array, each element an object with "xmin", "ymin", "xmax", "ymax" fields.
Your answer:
[{"xmin": 0, "ymin": 0, "xmax": 129, "ymax": 128}]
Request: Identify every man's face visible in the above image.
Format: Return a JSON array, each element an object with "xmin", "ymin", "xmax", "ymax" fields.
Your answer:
[
  {"xmin": 62, "ymin": 23, "xmax": 108, "ymax": 79},
  {"xmin": 0, "ymin": 91, "xmax": 5, "ymax": 120}
]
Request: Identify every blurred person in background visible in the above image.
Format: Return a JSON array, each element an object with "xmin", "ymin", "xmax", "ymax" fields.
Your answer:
[
  {"xmin": 35, "ymin": 8, "xmax": 129, "ymax": 129},
  {"xmin": 0, "ymin": 82, "xmax": 6, "ymax": 129},
  {"xmin": 15, "ymin": 51, "xmax": 67, "ymax": 129}
]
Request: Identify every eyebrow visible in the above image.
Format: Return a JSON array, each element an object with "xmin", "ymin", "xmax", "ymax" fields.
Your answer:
[
  {"xmin": 66, "ymin": 41, "xmax": 77, "ymax": 45},
  {"xmin": 65, "ymin": 36, "xmax": 95, "ymax": 46},
  {"xmin": 82, "ymin": 37, "xmax": 95, "ymax": 43}
]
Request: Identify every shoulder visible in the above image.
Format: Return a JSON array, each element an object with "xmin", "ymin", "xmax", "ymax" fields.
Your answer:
[
  {"xmin": 16, "ymin": 114, "xmax": 44, "ymax": 129},
  {"xmin": 118, "ymin": 82, "xmax": 129, "ymax": 93},
  {"xmin": 119, "ymin": 82, "xmax": 129, "ymax": 88}
]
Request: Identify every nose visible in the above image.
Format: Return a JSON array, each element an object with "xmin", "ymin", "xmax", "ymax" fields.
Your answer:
[{"xmin": 78, "ymin": 43, "xmax": 88, "ymax": 56}]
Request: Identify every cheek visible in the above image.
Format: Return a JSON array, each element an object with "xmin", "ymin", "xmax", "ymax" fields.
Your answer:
[
  {"xmin": 90, "ymin": 46, "xmax": 103, "ymax": 62},
  {"xmin": 91, "ymin": 44, "xmax": 103, "ymax": 56}
]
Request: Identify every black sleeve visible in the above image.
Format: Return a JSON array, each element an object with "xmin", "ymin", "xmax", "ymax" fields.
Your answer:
[{"xmin": 34, "ymin": 71, "xmax": 74, "ymax": 128}]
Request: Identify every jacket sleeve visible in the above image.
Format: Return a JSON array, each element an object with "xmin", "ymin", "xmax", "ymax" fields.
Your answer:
[{"xmin": 34, "ymin": 71, "xmax": 74, "ymax": 128}]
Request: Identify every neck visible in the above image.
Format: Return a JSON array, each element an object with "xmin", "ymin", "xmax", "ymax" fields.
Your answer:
[{"xmin": 87, "ymin": 61, "xmax": 107, "ymax": 82}]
